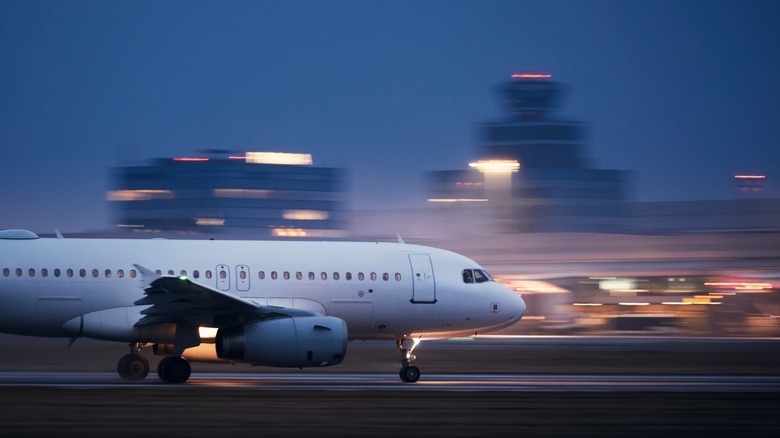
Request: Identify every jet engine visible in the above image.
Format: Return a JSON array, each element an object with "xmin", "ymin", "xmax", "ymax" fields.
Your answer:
[{"xmin": 216, "ymin": 316, "xmax": 347, "ymax": 367}]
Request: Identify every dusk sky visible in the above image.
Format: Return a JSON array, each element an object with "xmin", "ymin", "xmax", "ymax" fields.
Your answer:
[{"xmin": 2, "ymin": 0, "xmax": 779, "ymax": 233}]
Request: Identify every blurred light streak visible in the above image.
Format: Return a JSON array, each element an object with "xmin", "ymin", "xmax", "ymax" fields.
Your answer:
[
  {"xmin": 468, "ymin": 160, "xmax": 520, "ymax": 173},
  {"xmin": 195, "ymin": 218, "xmax": 225, "ymax": 226},
  {"xmin": 173, "ymin": 157, "xmax": 209, "ymax": 162},
  {"xmin": 106, "ymin": 190, "xmax": 174, "ymax": 201},
  {"xmin": 511, "ymin": 73, "xmax": 552, "ymax": 79},
  {"xmin": 573, "ymin": 303, "xmax": 603, "ymax": 306},
  {"xmin": 427, "ymin": 198, "xmax": 488, "ymax": 203},
  {"xmin": 618, "ymin": 302, "xmax": 650, "ymax": 306},
  {"xmin": 246, "ymin": 152, "xmax": 313, "ymax": 165},
  {"xmin": 213, "ymin": 188, "xmax": 273, "ymax": 199},
  {"xmin": 282, "ymin": 210, "xmax": 329, "ymax": 220},
  {"xmin": 734, "ymin": 175, "xmax": 766, "ymax": 179}
]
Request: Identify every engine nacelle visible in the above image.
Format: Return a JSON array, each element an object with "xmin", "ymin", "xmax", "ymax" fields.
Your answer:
[{"xmin": 216, "ymin": 316, "xmax": 347, "ymax": 368}]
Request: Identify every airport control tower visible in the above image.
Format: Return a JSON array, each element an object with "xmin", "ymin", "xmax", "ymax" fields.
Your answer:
[{"xmin": 428, "ymin": 74, "xmax": 629, "ymax": 233}]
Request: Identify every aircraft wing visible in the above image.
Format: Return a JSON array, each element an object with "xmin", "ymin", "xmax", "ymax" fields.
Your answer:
[{"xmin": 132, "ymin": 264, "xmax": 317, "ymax": 327}]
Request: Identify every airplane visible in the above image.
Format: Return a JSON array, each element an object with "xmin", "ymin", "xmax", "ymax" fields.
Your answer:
[{"xmin": 0, "ymin": 229, "xmax": 526, "ymax": 383}]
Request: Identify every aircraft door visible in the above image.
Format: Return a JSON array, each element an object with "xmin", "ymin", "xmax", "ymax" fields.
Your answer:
[
  {"xmin": 409, "ymin": 254, "xmax": 436, "ymax": 303},
  {"xmin": 236, "ymin": 265, "xmax": 250, "ymax": 292},
  {"xmin": 216, "ymin": 264, "xmax": 230, "ymax": 291}
]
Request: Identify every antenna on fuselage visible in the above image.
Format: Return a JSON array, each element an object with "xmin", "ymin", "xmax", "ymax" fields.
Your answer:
[
  {"xmin": 396, "ymin": 233, "xmax": 405, "ymax": 245},
  {"xmin": 55, "ymin": 228, "xmax": 64, "ymax": 239}
]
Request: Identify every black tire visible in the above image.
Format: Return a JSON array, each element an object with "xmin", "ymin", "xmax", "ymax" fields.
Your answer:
[
  {"xmin": 117, "ymin": 353, "xmax": 149, "ymax": 381},
  {"xmin": 399, "ymin": 365, "xmax": 420, "ymax": 383},
  {"xmin": 157, "ymin": 356, "xmax": 191, "ymax": 384}
]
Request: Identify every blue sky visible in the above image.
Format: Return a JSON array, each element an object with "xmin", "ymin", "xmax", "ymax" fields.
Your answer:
[{"xmin": 1, "ymin": 1, "xmax": 779, "ymax": 232}]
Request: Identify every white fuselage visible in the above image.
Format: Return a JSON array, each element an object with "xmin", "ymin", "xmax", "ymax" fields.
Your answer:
[{"xmin": 0, "ymin": 237, "xmax": 526, "ymax": 344}]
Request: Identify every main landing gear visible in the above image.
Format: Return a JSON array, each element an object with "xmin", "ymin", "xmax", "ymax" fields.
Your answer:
[
  {"xmin": 397, "ymin": 338, "xmax": 421, "ymax": 383},
  {"xmin": 117, "ymin": 342, "xmax": 150, "ymax": 381},
  {"xmin": 116, "ymin": 342, "xmax": 191, "ymax": 383}
]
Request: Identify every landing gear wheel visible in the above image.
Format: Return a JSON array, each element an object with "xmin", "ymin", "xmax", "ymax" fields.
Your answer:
[
  {"xmin": 117, "ymin": 353, "xmax": 149, "ymax": 381},
  {"xmin": 399, "ymin": 365, "xmax": 421, "ymax": 383},
  {"xmin": 157, "ymin": 356, "xmax": 191, "ymax": 384}
]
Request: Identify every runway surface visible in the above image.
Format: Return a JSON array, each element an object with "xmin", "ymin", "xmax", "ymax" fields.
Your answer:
[{"xmin": 2, "ymin": 371, "xmax": 779, "ymax": 392}]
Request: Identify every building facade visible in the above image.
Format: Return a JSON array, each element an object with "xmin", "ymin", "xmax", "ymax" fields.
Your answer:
[{"xmin": 108, "ymin": 151, "xmax": 347, "ymax": 238}]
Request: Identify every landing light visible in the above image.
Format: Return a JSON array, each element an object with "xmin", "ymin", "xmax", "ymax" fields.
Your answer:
[{"xmin": 178, "ymin": 275, "xmax": 188, "ymax": 281}]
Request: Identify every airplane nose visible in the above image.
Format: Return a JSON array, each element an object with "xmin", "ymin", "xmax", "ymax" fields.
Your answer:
[{"xmin": 514, "ymin": 293, "xmax": 527, "ymax": 320}]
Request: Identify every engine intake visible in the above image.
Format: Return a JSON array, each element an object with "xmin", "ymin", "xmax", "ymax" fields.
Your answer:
[{"xmin": 216, "ymin": 316, "xmax": 347, "ymax": 368}]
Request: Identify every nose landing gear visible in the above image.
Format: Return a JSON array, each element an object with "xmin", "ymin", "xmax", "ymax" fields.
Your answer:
[{"xmin": 397, "ymin": 338, "xmax": 421, "ymax": 383}]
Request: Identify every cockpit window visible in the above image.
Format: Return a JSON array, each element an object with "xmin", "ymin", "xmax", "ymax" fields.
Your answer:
[{"xmin": 462, "ymin": 269, "xmax": 493, "ymax": 284}]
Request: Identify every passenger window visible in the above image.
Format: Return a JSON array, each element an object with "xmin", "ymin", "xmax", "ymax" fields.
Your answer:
[
  {"xmin": 333, "ymin": 272, "xmax": 340, "ymax": 281},
  {"xmin": 239, "ymin": 270, "xmax": 246, "ymax": 280},
  {"xmin": 2, "ymin": 268, "xmax": 8, "ymax": 277},
  {"xmin": 155, "ymin": 270, "xmax": 162, "ymax": 275},
  {"xmin": 130, "ymin": 269, "xmax": 137, "ymax": 278},
  {"xmin": 321, "ymin": 272, "xmax": 327, "ymax": 280},
  {"xmin": 117, "ymin": 269, "xmax": 124, "ymax": 278},
  {"xmin": 16, "ymin": 268, "xmax": 22, "ymax": 277},
  {"xmin": 105, "ymin": 269, "xmax": 111, "ymax": 278},
  {"xmin": 92, "ymin": 269, "xmax": 99, "ymax": 278},
  {"xmin": 358, "ymin": 272, "xmax": 364, "ymax": 281},
  {"xmin": 42, "ymin": 268, "xmax": 48, "ymax": 278},
  {"xmin": 180, "ymin": 270, "xmax": 187, "ymax": 277},
  {"xmin": 258, "ymin": 271, "xmax": 265, "ymax": 280},
  {"xmin": 29, "ymin": 268, "xmax": 35, "ymax": 277},
  {"xmin": 193, "ymin": 270, "xmax": 200, "ymax": 279},
  {"xmin": 80, "ymin": 269, "xmax": 86, "ymax": 278},
  {"xmin": 345, "ymin": 272, "xmax": 352, "ymax": 281},
  {"xmin": 67, "ymin": 269, "xmax": 73, "ymax": 278},
  {"xmin": 382, "ymin": 273, "xmax": 389, "ymax": 281},
  {"xmin": 308, "ymin": 272, "xmax": 315, "ymax": 280},
  {"xmin": 395, "ymin": 273, "xmax": 402, "ymax": 281},
  {"xmin": 54, "ymin": 268, "xmax": 61, "ymax": 277},
  {"xmin": 205, "ymin": 270, "xmax": 212, "ymax": 279},
  {"xmin": 271, "ymin": 271, "xmax": 278, "ymax": 280},
  {"xmin": 219, "ymin": 270, "xmax": 226, "ymax": 280},
  {"xmin": 168, "ymin": 270, "xmax": 174, "ymax": 276},
  {"xmin": 283, "ymin": 271, "xmax": 290, "ymax": 280},
  {"xmin": 462, "ymin": 270, "xmax": 474, "ymax": 283},
  {"xmin": 370, "ymin": 272, "xmax": 377, "ymax": 281},
  {"xmin": 296, "ymin": 272, "xmax": 303, "ymax": 280}
]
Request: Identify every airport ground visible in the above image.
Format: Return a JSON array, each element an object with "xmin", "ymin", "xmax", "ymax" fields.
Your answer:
[{"xmin": 1, "ymin": 335, "xmax": 779, "ymax": 436}]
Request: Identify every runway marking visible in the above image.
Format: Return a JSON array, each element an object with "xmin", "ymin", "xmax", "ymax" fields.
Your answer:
[{"xmin": 1, "ymin": 372, "xmax": 779, "ymax": 392}]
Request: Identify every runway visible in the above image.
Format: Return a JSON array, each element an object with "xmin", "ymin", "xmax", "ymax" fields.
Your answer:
[{"xmin": 2, "ymin": 371, "xmax": 779, "ymax": 392}]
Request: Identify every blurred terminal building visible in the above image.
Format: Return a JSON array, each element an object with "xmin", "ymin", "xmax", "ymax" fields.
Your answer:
[{"xmin": 108, "ymin": 151, "xmax": 347, "ymax": 238}]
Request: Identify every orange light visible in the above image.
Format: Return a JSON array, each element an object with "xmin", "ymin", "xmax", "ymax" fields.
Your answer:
[
  {"xmin": 173, "ymin": 157, "xmax": 209, "ymax": 162},
  {"xmin": 228, "ymin": 155, "xmax": 246, "ymax": 160},
  {"xmin": 511, "ymin": 74, "xmax": 552, "ymax": 79},
  {"xmin": 468, "ymin": 160, "xmax": 520, "ymax": 172},
  {"xmin": 734, "ymin": 175, "xmax": 766, "ymax": 179}
]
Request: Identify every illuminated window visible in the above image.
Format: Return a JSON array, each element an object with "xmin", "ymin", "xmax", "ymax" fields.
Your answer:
[
  {"xmin": 193, "ymin": 270, "xmax": 199, "ymax": 279},
  {"xmin": 296, "ymin": 272, "xmax": 303, "ymax": 280},
  {"xmin": 284, "ymin": 271, "xmax": 290, "ymax": 280},
  {"xmin": 370, "ymin": 272, "xmax": 377, "ymax": 281},
  {"xmin": 67, "ymin": 269, "xmax": 73, "ymax": 278},
  {"xmin": 80, "ymin": 269, "xmax": 86, "ymax": 278},
  {"xmin": 395, "ymin": 273, "xmax": 402, "ymax": 281},
  {"xmin": 333, "ymin": 272, "xmax": 340, "ymax": 281},
  {"xmin": 258, "ymin": 271, "xmax": 265, "ymax": 280},
  {"xmin": 105, "ymin": 269, "xmax": 111, "ymax": 278},
  {"xmin": 42, "ymin": 268, "xmax": 48, "ymax": 278},
  {"xmin": 205, "ymin": 271, "xmax": 212, "ymax": 279},
  {"xmin": 358, "ymin": 272, "xmax": 364, "ymax": 281},
  {"xmin": 321, "ymin": 272, "xmax": 327, "ymax": 281},
  {"xmin": 271, "ymin": 271, "xmax": 278, "ymax": 280},
  {"xmin": 92, "ymin": 269, "xmax": 99, "ymax": 278},
  {"xmin": 117, "ymin": 269, "xmax": 124, "ymax": 278},
  {"xmin": 308, "ymin": 272, "xmax": 315, "ymax": 280},
  {"xmin": 346, "ymin": 272, "xmax": 352, "ymax": 281},
  {"xmin": 382, "ymin": 273, "xmax": 389, "ymax": 281},
  {"xmin": 16, "ymin": 268, "xmax": 22, "ymax": 277},
  {"xmin": 130, "ymin": 269, "xmax": 137, "ymax": 278},
  {"xmin": 29, "ymin": 269, "xmax": 35, "ymax": 278}
]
